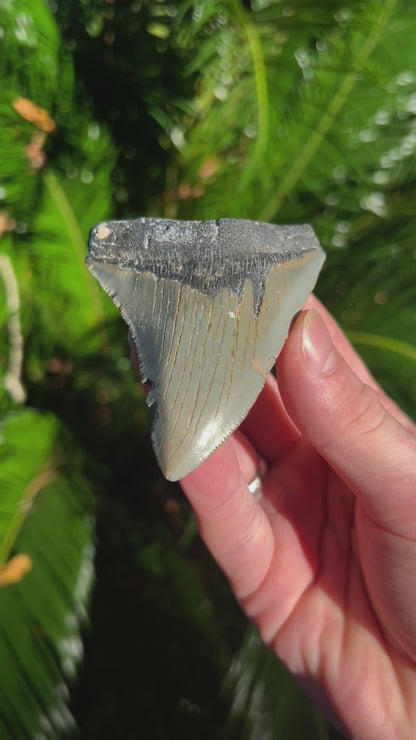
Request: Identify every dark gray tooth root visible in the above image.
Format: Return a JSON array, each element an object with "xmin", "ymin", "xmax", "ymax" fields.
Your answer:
[{"xmin": 86, "ymin": 217, "xmax": 325, "ymax": 481}]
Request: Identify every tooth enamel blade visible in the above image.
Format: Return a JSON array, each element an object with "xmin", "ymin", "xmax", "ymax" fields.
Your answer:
[{"xmin": 86, "ymin": 218, "xmax": 325, "ymax": 480}]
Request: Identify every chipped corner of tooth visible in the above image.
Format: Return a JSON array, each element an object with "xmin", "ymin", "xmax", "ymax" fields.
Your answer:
[{"xmin": 96, "ymin": 224, "xmax": 111, "ymax": 240}]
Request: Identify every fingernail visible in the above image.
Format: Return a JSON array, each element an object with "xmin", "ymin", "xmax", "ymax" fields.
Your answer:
[
  {"xmin": 301, "ymin": 310, "xmax": 337, "ymax": 375},
  {"xmin": 289, "ymin": 310, "xmax": 301, "ymax": 332}
]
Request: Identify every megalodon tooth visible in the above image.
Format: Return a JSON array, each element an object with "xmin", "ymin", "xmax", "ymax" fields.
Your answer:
[{"xmin": 86, "ymin": 218, "xmax": 325, "ymax": 481}]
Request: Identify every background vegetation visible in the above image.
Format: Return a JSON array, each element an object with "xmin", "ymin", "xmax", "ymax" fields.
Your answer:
[{"xmin": 0, "ymin": 0, "xmax": 415, "ymax": 737}]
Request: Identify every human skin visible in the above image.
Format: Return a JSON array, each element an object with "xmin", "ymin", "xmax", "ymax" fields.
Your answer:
[{"xmin": 179, "ymin": 295, "xmax": 416, "ymax": 739}]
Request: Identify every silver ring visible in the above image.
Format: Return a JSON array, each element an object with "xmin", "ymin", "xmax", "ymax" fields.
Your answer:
[{"xmin": 247, "ymin": 457, "xmax": 267, "ymax": 499}]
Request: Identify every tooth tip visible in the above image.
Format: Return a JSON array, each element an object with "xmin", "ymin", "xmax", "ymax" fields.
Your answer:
[
  {"xmin": 155, "ymin": 447, "xmax": 196, "ymax": 482},
  {"xmin": 158, "ymin": 461, "xmax": 187, "ymax": 483}
]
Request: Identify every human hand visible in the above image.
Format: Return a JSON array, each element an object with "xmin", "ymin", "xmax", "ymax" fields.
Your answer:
[{"xmin": 180, "ymin": 295, "xmax": 416, "ymax": 739}]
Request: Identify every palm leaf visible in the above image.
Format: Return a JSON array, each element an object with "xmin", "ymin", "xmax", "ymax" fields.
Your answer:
[
  {"xmin": 0, "ymin": 0, "xmax": 73, "ymax": 218},
  {"xmin": 222, "ymin": 626, "xmax": 342, "ymax": 740},
  {"xmin": 1, "ymin": 0, "xmax": 117, "ymax": 355},
  {"xmin": 348, "ymin": 331, "xmax": 416, "ymax": 420},
  {"xmin": 0, "ymin": 409, "xmax": 94, "ymax": 738},
  {"xmin": 0, "ymin": 411, "xmax": 56, "ymax": 563},
  {"xmin": 0, "ymin": 0, "xmax": 72, "ymax": 114},
  {"xmin": 26, "ymin": 161, "xmax": 115, "ymax": 349}
]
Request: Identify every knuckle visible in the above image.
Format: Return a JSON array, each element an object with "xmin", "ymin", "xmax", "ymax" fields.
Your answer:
[
  {"xmin": 224, "ymin": 505, "xmax": 263, "ymax": 557},
  {"xmin": 344, "ymin": 384, "xmax": 388, "ymax": 437}
]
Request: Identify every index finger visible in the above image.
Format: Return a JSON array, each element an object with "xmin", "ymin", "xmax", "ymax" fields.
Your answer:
[{"xmin": 181, "ymin": 437, "xmax": 275, "ymax": 599}]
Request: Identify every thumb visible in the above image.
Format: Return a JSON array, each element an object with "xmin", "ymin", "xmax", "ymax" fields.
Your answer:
[{"xmin": 276, "ymin": 309, "xmax": 416, "ymax": 534}]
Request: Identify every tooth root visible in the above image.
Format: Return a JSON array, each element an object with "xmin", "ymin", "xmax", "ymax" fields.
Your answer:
[{"xmin": 87, "ymin": 218, "xmax": 325, "ymax": 480}]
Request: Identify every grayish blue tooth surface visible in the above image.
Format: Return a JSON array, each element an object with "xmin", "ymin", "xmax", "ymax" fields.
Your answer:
[{"xmin": 86, "ymin": 218, "xmax": 325, "ymax": 481}]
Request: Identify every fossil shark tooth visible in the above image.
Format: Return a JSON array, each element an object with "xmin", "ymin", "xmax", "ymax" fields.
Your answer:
[{"xmin": 86, "ymin": 218, "xmax": 325, "ymax": 481}]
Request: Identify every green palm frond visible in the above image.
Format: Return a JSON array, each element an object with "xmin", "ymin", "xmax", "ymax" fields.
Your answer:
[
  {"xmin": 0, "ymin": 411, "xmax": 56, "ymax": 563},
  {"xmin": 0, "ymin": 410, "xmax": 94, "ymax": 738},
  {"xmin": 0, "ymin": 4, "xmax": 117, "ymax": 736},
  {"xmin": 0, "ymin": 0, "xmax": 117, "ymax": 359},
  {"xmin": 167, "ymin": 0, "xmax": 414, "ymax": 218},
  {"xmin": 0, "ymin": 0, "xmax": 73, "ymax": 216},
  {"xmin": 348, "ymin": 331, "xmax": 416, "ymax": 419},
  {"xmin": 222, "ymin": 627, "xmax": 340, "ymax": 740},
  {"xmin": 0, "ymin": 0, "xmax": 73, "ymax": 113},
  {"xmin": 27, "ymin": 159, "xmax": 115, "ymax": 349}
]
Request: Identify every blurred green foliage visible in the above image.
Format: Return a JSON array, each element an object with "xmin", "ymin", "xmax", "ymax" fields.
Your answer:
[{"xmin": 0, "ymin": 0, "xmax": 415, "ymax": 737}]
